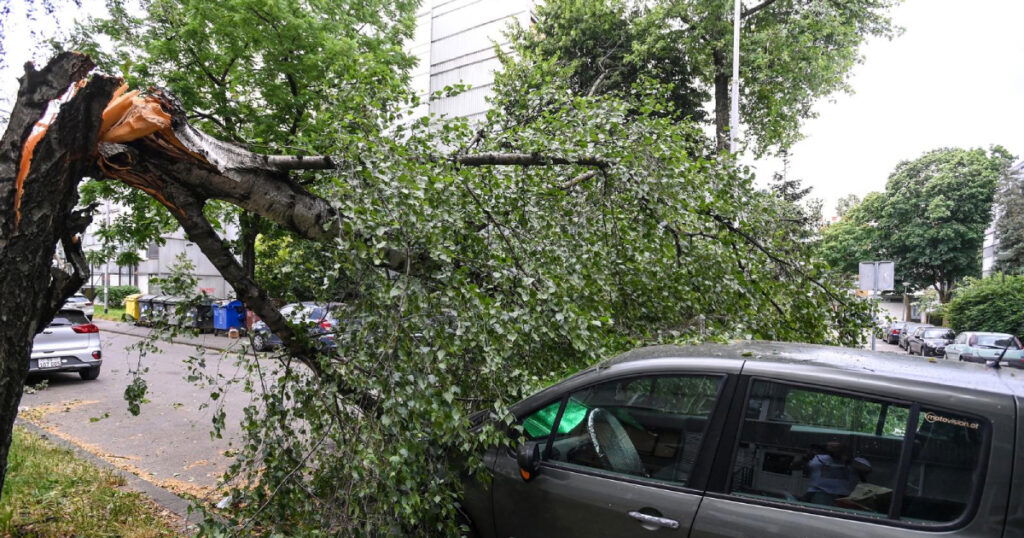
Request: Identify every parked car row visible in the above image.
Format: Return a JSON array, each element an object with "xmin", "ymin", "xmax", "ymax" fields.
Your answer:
[
  {"xmin": 250, "ymin": 302, "xmax": 342, "ymax": 352},
  {"xmin": 883, "ymin": 321, "xmax": 1023, "ymax": 367}
]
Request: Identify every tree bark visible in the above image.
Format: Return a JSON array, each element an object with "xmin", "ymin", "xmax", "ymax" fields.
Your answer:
[
  {"xmin": 239, "ymin": 212, "xmax": 260, "ymax": 281},
  {"xmin": 713, "ymin": 47, "xmax": 731, "ymax": 153},
  {"xmin": 0, "ymin": 53, "xmax": 120, "ymax": 497}
]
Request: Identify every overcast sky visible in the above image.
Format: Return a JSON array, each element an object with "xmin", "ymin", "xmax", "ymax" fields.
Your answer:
[{"xmin": 750, "ymin": 0, "xmax": 1024, "ymax": 216}]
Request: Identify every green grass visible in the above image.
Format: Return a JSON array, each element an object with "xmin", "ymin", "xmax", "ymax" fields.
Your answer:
[
  {"xmin": 0, "ymin": 427, "xmax": 178, "ymax": 537},
  {"xmin": 92, "ymin": 306, "xmax": 127, "ymax": 322}
]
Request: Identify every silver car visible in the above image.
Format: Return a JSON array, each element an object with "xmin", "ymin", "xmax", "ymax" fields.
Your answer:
[
  {"xmin": 62, "ymin": 293, "xmax": 95, "ymax": 319},
  {"xmin": 30, "ymin": 309, "xmax": 103, "ymax": 380}
]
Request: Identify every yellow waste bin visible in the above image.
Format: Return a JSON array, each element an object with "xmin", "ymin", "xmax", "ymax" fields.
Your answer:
[{"xmin": 123, "ymin": 293, "xmax": 143, "ymax": 321}]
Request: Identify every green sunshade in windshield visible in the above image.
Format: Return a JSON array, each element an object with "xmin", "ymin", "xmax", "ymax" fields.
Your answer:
[{"xmin": 523, "ymin": 398, "xmax": 590, "ymax": 438}]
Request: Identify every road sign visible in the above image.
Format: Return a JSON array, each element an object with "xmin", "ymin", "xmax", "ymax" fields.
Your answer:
[{"xmin": 859, "ymin": 261, "xmax": 894, "ymax": 292}]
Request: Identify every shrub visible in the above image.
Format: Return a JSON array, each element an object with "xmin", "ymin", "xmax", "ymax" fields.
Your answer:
[
  {"xmin": 100, "ymin": 285, "xmax": 141, "ymax": 307},
  {"xmin": 945, "ymin": 274, "xmax": 1024, "ymax": 335}
]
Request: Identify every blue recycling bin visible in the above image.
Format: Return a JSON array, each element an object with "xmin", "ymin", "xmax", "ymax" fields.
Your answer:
[{"xmin": 213, "ymin": 300, "xmax": 245, "ymax": 335}]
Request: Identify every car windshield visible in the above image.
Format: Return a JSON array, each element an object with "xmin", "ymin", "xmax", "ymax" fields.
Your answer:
[
  {"xmin": 923, "ymin": 329, "xmax": 953, "ymax": 339},
  {"xmin": 976, "ymin": 334, "xmax": 1020, "ymax": 349},
  {"xmin": 66, "ymin": 296, "xmax": 88, "ymax": 303}
]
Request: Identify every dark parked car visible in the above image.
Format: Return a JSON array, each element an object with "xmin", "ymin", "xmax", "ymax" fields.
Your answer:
[
  {"xmin": 898, "ymin": 322, "xmax": 932, "ymax": 350},
  {"xmin": 30, "ymin": 309, "xmax": 102, "ymax": 380},
  {"xmin": 885, "ymin": 321, "xmax": 907, "ymax": 345},
  {"xmin": 462, "ymin": 342, "xmax": 1023, "ymax": 537},
  {"xmin": 907, "ymin": 327, "xmax": 955, "ymax": 357},
  {"xmin": 250, "ymin": 302, "xmax": 340, "ymax": 352}
]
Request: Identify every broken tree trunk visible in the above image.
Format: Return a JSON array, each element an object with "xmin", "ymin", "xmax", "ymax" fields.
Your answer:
[{"xmin": 0, "ymin": 52, "xmax": 120, "ymax": 496}]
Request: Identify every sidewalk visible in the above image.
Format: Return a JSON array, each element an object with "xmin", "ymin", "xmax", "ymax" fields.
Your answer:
[{"xmin": 94, "ymin": 318, "xmax": 246, "ymax": 352}]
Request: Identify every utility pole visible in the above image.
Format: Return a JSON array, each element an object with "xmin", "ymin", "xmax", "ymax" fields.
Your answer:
[
  {"xmin": 103, "ymin": 199, "xmax": 110, "ymax": 313},
  {"xmin": 729, "ymin": 0, "xmax": 741, "ymax": 153}
]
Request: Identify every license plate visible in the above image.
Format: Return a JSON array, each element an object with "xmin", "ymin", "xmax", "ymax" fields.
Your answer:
[{"xmin": 37, "ymin": 357, "xmax": 62, "ymax": 368}]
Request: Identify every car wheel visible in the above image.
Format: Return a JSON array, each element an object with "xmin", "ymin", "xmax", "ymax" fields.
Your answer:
[
  {"xmin": 79, "ymin": 366, "xmax": 101, "ymax": 380},
  {"xmin": 253, "ymin": 334, "xmax": 267, "ymax": 352}
]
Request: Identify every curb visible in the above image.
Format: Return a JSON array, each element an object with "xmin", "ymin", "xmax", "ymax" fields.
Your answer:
[
  {"xmin": 94, "ymin": 321, "xmax": 241, "ymax": 353},
  {"xmin": 14, "ymin": 419, "xmax": 200, "ymax": 534}
]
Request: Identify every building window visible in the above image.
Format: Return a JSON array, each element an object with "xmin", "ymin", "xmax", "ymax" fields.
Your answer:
[{"xmin": 146, "ymin": 243, "xmax": 159, "ymax": 259}]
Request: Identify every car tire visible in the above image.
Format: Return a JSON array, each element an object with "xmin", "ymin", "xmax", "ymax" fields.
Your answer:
[
  {"xmin": 253, "ymin": 333, "xmax": 267, "ymax": 352},
  {"xmin": 79, "ymin": 366, "xmax": 101, "ymax": 380}
]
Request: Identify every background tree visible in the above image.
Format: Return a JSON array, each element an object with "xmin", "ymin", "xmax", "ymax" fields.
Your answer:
[
  {"xmin": 994, "ymin": 163, "xmax": 1024, "ymax": 274},
  {"xmin": 499, "ymin": 0, "xmax": 901, "ymax": 154},
  {"xmin": 946, "ymin": 274, "xmax": 1024, "ymax": 335},
  {"xmin": 878, "ymin": 147, "xmax": 1012, "ymax": 302},
  {"xmin": 835, "ymin": 193, "xmax": 862, "ymax": 217},
  {"xmin": 817, "ymin": 192, "xmax": 884, "ymax": 276}
]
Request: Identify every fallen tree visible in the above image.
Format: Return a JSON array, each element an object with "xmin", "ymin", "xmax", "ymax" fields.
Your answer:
[{"xmin": 1, "ymin": 52, "xmax": 874, "ymax": 532}]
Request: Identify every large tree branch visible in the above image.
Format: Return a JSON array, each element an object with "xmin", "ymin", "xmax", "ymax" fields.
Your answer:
[
  {"xmin": 707, "ymin": 211, "xmax": 845, "ymax": 304},
  {"xmin": 453, "ymin": 152, "xmax": 610, "ymax": 168},
  {"xmin": 156, "ymin": 185, "xmax": 379, "ymax": 411},
  {"xmin": 742, "ymin": 0, "xmax": 780, "ymax": 20}
]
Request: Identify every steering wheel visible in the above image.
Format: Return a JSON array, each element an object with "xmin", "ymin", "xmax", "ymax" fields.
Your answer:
[{"xmin": 587, "ymin": 408, "xmax": 644, "ymax": 476}]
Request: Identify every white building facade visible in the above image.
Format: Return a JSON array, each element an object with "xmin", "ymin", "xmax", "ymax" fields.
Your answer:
[
  {"xmin": 81, "ymin": 204, "xmax": 237, "ymax": 298},
  {"xmin": 410, "ymin": 0, "xmax": 535, "ymax": 122}
]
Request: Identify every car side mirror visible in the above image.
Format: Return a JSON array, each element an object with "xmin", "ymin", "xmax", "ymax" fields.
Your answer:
[{"xmin": 516, "ymin": 440, "xmax": 543, "ymax": 482}]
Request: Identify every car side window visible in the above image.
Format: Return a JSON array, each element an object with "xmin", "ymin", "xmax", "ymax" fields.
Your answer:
[
  {"xmin": 901, "ymin": 409, "xmax": 985, "ymax": 523},
  {"xmin": 729, "ymin": 380, "xmax": 987, "ymax": 526},
  {"xmin": 533, "ymin": 375, "xmax": 722, "ymax": 487}
]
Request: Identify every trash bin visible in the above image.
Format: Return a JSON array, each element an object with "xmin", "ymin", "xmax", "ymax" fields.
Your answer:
[
  {"xmin": 186, "ymin": 296, "xmax": 215, "ymax": 332},
  {"xmin": 137, "ymin": 294, "xmax": 158, "ymax": 325},
  {"xmin": 213, "ymin": 300, "xmax": 246, "ymax": 335},
  {"xmin": 149, "ymin": 295, "xmax": 175, "ymax": 325},
  {"xmin": 123, "ymin": 293, "xmax": 143, "ymax": 322},
  {"xmin": 162, "ymin": 296, "xmax": 186, "ymax": 326}
]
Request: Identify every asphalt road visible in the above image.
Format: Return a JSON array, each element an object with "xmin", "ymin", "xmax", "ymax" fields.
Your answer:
[{"xmin": 20, "ymin": 328, "xmax": 262, "ymax": 500}]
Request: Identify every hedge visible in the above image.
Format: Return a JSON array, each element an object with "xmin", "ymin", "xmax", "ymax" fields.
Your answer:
[{"xmin": 945, "ymin": 274, "xmax": 1024, "ymax": 335}]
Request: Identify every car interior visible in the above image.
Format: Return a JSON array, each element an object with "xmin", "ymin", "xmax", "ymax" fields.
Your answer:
[
  {"xmin": 531, "ymin": 375, "xmax": 721, "ymax": 486},
  {"xmin": 729, "ymin": 382, "xmax": 983, "ymax": 524}
]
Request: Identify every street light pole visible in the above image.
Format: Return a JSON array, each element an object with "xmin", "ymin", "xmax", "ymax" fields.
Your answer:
[
  {"xmin": 729, "ymin": 0, "xmax": 741, "ymax": 153},
  {"xmin": 103, "ymin": 199, "xmax": 110, "ymax": 314}
]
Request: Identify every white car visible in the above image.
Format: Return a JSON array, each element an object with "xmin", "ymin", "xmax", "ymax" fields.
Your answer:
[
  {"xmin": 62, "ymin": 294, "xmax": 94, "ymax": 319},
  {"xmin": 30, "ymin": 309, "xmax": 103, "ymax": 380}
]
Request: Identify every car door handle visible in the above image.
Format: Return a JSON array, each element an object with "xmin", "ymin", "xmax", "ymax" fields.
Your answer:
[
  {"xmin": 42, "ymin": 330, "xmax": 53, "ymax": 334},
  {"xmin": 628, "ymin": 511, "xmax": 679, "ymax": 530}
]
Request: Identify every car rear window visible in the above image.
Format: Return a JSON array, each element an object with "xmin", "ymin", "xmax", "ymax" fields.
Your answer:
[
  {"xmin": 729, "ymin": 380, "xmax": 987, "ymax": 528},
  {"xmin": 50, "ymin": 310, "xmax": 90, "ymax": 326}
]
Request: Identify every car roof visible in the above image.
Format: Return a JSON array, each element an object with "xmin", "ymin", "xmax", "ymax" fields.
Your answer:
[
  {"xmin": 964, "ymin": 331, "xmax": 1012, "ymax": 336},
  {"xmin": 598, "ymin": 341, "xmax": 1024, "ymax": 398}
]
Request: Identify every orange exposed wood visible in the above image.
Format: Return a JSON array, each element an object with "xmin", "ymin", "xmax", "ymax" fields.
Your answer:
[{"xmin": 13, "ymin": 121, "xmax": 50, "ymax": 227}]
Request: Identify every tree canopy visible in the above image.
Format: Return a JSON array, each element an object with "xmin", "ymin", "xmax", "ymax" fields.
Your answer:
[
  {"xmin": 498, "ymin": 0, "xmax": 901, "ymax": 154},
  {"xmin": 994, "ymin": 163, "xmax": 1024, "ymax": 274},
  {"xmin": 946, "ymin": 274, "xmax": 1024, "ymax": 335},
  {"xmin": 818, "ymin": 147, "xmax": 1013, "ymax": 302}
]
